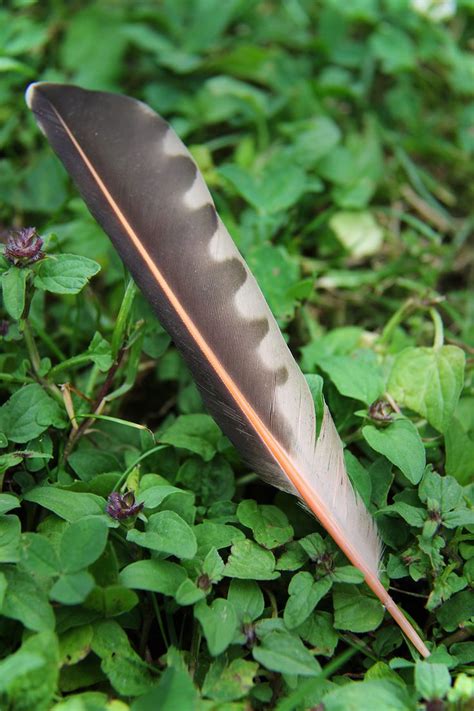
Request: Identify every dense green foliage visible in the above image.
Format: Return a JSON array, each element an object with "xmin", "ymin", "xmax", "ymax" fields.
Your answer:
[{"xmin": 0, "ymin": 1, "xmax": 473, "ymax": 708}]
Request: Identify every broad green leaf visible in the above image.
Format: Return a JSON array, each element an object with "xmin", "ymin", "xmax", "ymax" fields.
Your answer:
[
  {"xmin": 329, "ymin": 210, "xmax": 383, "ymax": 258},
  {"xmin": 0, "ymin": 383, "xmax": 66, "ymax": 443},
  {"xmin": 194, "ymin": 521, "xmax": 245, "ymax": 554},
  {"xmin": 1, "ymin": 566, "xmax": 55, "ymax": 631},
  {"xmin": 333, "ymin": 585, "xmax": 385, "ymax": 633},
  {"xmin": 227, "ymin": 579, "xmax": 264, "ymax": 622},
  {"xmin": 85, "ymin": 585, "xmax": 139, "ymax": 617},
  {"xmin": 160, "ymin": 414, "xmax": 221, "ymax": 461},
  {"xmin": 177, "ymin": 455, "xmax": 235, "ymax": 505},
  {"xmin": 92, "ymin": 620, "xmax": 157, "ymax": 696},
  {"xmin": 322, "ymin": 679, "xmax": 414, "ymax": 711},
  {"xmin": 34, "ymin": 253, "xmax": 100, "ymax": 294},
  {"xmin": 317, "ymin": 351, "xmax": 385, "ymax": 405},
  {"xmin": 194, "ymin": 598, "xmax": 238, "ymax": 656},
  {"xmin": 137, "ymin": 484, "xmax": 190, "ymax": 509},
  {"xmin": 50, "ymin": 571, "xmax": 95, "ymax": 605},
  {"xmin": 131, "ymin": 667, "xmax": 197, "ymax": 711},
  {"xmin": 0, "ymin": 631, "xmax": 59, "ymax": 710},
  {"xmin": 362, "ymin": 419, "xmax": 426, "ymax": 484},
  {"xmin": 297, "ymin": 611, "xmax": 338, "ymax": 657},
  {"xmin": 0, "ymin": 514, "xmax": 21, "ymax": 563},
  {"xmin": 445, "ymin": 417, "xmax": 474, "ymax": 485},
  {"xmin": 59, "ymin": 625, "xmax": 94, "ymax": 666},
  {"xmin": 119, "ymin": 559, "xmax": 187, "ymax": 595},
  {"xmin": 224, "ymin": 540, "xmax": 279, "ymax": 580},
  {"xmin": 24, "ymin": 486, "xmax": 106, "ymax": 521},
  {"xmin": 60, "ymin": 517, "xmax": 109, "ymax": 572},
  {"xmin": 20, "ymin": 532, "xmax": 61, "ymax": 579},
  {"xmin": 1, "ymin": 266, "xmax": 28, "ymax": 319},
  {"xmin": 237, "ymin": 500, "xmax": 293, "ymax": 549},
  {"xmin": 202, "ymin": 657, "xmax": 258, "ymax": 702},
  {"xmin": 86, "ymin": 331, "xmax": 113, "ymax": 372},
  {"xmin": 253, "ymin": 630, "xmax": 321, "ymax": 677},
  {"xmin": 415, "ymin": 661, "xmax": 451, "ymax": 700},
  {"xmin": 248, "ymin": 243, "xmax": 300, "ymax": 320},
  {"xmin": 370, "ymin": 24, "xmax": 416, "ymax": 73},
  {"xmin": 0, "ymin": 493, "xmax": 20, "ymax": 515},
  {"xmin": 284, "ymin": 572, "xmax": 332, "ymax": 629},
  {"xmin": 127, "ymin": 510, "xmax": 197, "ymax": 559},
  {"xmin": 388, "ymin": 346, "xmax": 465, "ymax": 433},
  {"xmin": 220, "ymin": 156, "xmax": 307, "ymax": 214}
]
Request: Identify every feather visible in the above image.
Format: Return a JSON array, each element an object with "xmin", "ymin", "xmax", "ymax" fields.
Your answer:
[{"xmin": 26, "ymin": 83, "xmax": 429, "ymax": 657}]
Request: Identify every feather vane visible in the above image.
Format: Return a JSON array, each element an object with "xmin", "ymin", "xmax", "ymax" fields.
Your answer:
[{"xmin": 26, "ymin": 83, "xmax": 429, "ymax": 657}]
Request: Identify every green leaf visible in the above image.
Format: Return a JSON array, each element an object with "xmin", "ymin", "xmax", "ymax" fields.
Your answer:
[
  {"xmin": 131, "ymin": 667, "xmax": 197, "ymax": 711},
  {"xmin": 1, "ymin": 266, "xmax": 28, "ymax": 319},
  {"xmin": 0, "ymin": 514, "xmax": 21, "ymax": 563},
  {"xmin": 160, "ymin": 414, "xmax": 221, "ymax": 461},
  {"xmin": 333, "ymin": 585, "xmax": 385, "ymax": 633},
  {"xmin": 0, "ymin": 383, "xmax": 65, "ymax": 443},
  {"xmin": 436, "ymin": 590, "xmax": 474, "ymax": 631},
  {"xmin": 370, "ymin": 24, "xmax": 416, "ymax": 73},
  {"xmin": 227, "ymin": 579, "xmax": 264, "ymax": 623},
  {"xmin": 329, "ymin": 211, "xmax": 383, "ymax": 258},
  {"xmin": 237, "ymin": 499, "xmax": 293, "ymax": 549},
  {"xmin": 0, "ymin": 631, "xmax": 59, "ymax": 710},
  {"xmin": 127, "ymin": 510, "xmax": 197, "ymax": 559},
  {"xmin": 297, "ymin": 611, "xmax": 338, "ymax": 657},
  {"xmin": 59, "ymin": 517, "xmax": 109, "ymax": 572},
  {"xmin": 119, "ymin": 559, "xmax": 187, "ymax": 595},
  {"xmin": 0, "ymin": 493, "xmax": 20, "ymax": 514},
  {"xmin": 194, "ymin": 521, "xmax": 245, "ymax": 554},
  {"xmin": 137, "ymin": 484, "xmax": 190, "ymax": 509},
  {"xmin": 85, "ymin": 584, "xmax": 139, "ymax": 617},
  {"xmin": 34, "ymin": 253, "xmax": 100, "ymax": 294},
  {"xmin": 284, "ymin": 572, "xmax": 332, "ymax": 629},
  {"xmin": 194, "ymin": 598, "xmax": 238, "ymax": 656},
  {"xmin": 362, "ymin": 419, "xmax": 426, "ymax": 484},
  {"xmin": 1, "ymin": 566, "xmax": 55, "ymax": 631},
  {"xmin": 224, "ymin": 540, "xmax": 280, "ymax": 580},
  {"xmin": 177, "ymin": 455, "xmax": 235, "ymax": 505},
  {"xmin": 317, "ymin": 351, "xmax": 385, "ymax": 405},
  {"xmin": 59, "ymin": 624, "xmax": 94, "ymax": 666},
  {"xmin": 253, "ymin": 630, "xmax": 321, "ymax": 677},
  {"xmin": 24, "ymin": 486, "xmax": 106, "ymax": 521},
  {"xmin": 202, "ymin": 657, "xmax": 258, "ymax": 702},
  {"xmin": 86, "ymin": 332, "xmax": 113, "ymax": 372},
  {"xmin": 92, "ymin": 620, "xmax": 157, "ymax": 696},
  {"xmin": 322, "ymin": 679, "xmax": 414, "ymax": 711},
  {"xmin": 220, "ymin": 155, "xmax": 307, "ymax": 214},
  {"xmin": 415, "ymin": 661, "xmax": 451, "ymax": 700},
  {"xmin": 444, "ymin": 416, "xmax": 474, "ymax": 485},
  {"xmin": 388, "ymin": 346, "xmax": 465, "ymax": 433},
  {"xmin": 50, "ymin": 571, "xmax": 95, "ymax": 605}
]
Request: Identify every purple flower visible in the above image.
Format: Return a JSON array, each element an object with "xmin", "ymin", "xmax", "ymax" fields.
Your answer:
[
  {"xmin": 4, "ymin": 227, "xmax": 44, "ymax": 267},
  {"xmin": 106, "ymin": 491, "xmax": 144, "ymax": 521},
  {"xmin": 0, "ymin": 320, "xmax": 9, "ymax": 337}
]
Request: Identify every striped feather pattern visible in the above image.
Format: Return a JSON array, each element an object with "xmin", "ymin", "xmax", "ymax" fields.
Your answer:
[{"xmin": 26, "ymin": 83, "xmax": 429, "ymax": 657}]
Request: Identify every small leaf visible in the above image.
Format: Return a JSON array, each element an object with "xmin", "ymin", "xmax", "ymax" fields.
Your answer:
[
  {"xmin": 160, "ymin": 414, "xmax": 221, "ymax": 461},
  {"xmin": 34, "ymin": 253, "xmax": 100, "ymax": 294},
  {"xmin": 0, "ymin": 384, "xmax": 66, "ymax": 444},
  {"xmin": 227, "ymin": 579, "xmax": 264, "ymax": 622},
  {"xmin": 50, "ymin": 571, "xmax": 95, "ymax": 605},
  {"xmin": 119, "ymin": 559, "xmax": 187, "ymax": 595},
  {"xmin": 131, "ymin": 667, "xmax": 197, "ymax": 711},
  {"xmin": 24, "ymin": 486, "xmax": 106, "ymax": 522},
  {"xmin": 284, "ymin": 572, "xmax": 332, "ymax": 629},
  {"xmin": 333, "ymin": 585, "xmax": 385, "ymax": 633},
  {"xmin": 363, "ymin": 419, "xmax": 426, "ymax": 484},
  {"xmin": 253, "ymin": 630, "xmax": 321, "ymax": 677},
  {"xmin": 194, "ymin": 598, "xmax": 238, "ymax": 656},
  {"xmin": 317, "ymin": 351, "xmax": 385, "ymax": 405},
  {"xmin": 224, "ymin": 540, "xmax": 279, "ymax": 580},
  {"xmin": 59, "ymin": 517, "xmax": 109, "ymax": 572},
  {"xmin": 1, "ymin": 567, "xmax": 55, "ymax": 632},
  {"xmin": 1, "ymin": 267, "xmax": 28, "ymax": 319},
  {"xmin": 388, "ymin": 346, "xmax": 465, "ymax": 433},
  {"xmin": 127, "ymin": 510, "xmax": 197, "ymax": 559},
  {"xmin": 329, "ymin": 210, "xmax": 383, "ymax": 258},
  {"xmin": 415, "ymin": 661, "xmax": 451, "ymax": 700},
  {"xmin": 237, "ymin": 499, "xmax": 293, "ymax": 549}
]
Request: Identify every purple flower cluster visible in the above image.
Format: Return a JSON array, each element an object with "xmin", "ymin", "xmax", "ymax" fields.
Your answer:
[
  {"xmin": 4, "ymin": 227, "xmax": 44, "ymax": 267},
  {"xmin": 106, "ymin": 491, "xmax": 144, "ymax": 521}
]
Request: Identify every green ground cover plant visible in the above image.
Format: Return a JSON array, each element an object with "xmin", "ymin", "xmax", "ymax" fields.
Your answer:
[{"xmin": 0, "ymin": 1, "xmax": 473, "ymax": 708}]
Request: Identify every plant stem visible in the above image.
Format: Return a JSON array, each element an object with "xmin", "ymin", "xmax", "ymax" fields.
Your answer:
[
  {"xmin": 430, "ymin": 308, "xmax": 444, "ymax": 348},
  {"xmin": 150, "ymin": 593, "xmax": 169, "ymax": 649}
]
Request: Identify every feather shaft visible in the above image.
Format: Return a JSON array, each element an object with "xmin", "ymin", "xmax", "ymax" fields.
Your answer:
[{"xmin": 26, "ymin": 83, "xmax": 429, "ymax": 657}]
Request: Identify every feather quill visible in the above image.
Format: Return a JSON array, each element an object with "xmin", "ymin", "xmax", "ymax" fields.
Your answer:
[{"xmin": 26, "ymin": 83, "xmax": 429, "ymax": 657}]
